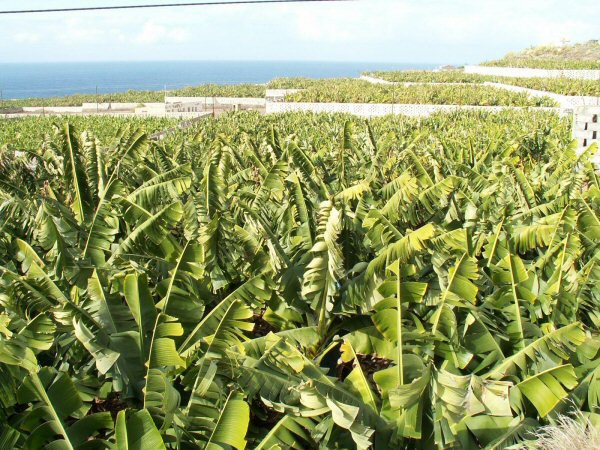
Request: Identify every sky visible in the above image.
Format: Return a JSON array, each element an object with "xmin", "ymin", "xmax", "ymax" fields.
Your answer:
[{"xmin": 0, "ymin": 0, "xmax": 598, "ymax": 64}]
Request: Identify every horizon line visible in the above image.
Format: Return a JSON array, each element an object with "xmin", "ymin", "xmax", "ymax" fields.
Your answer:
[{"xmin": 0, "ymin": 59, "xmax": 455, "ymax": 65}]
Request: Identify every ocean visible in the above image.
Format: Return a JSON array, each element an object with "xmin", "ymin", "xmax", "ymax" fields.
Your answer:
[{"xmin": 0, "ymin": 61, "xmax": 439, "ymax": 100}]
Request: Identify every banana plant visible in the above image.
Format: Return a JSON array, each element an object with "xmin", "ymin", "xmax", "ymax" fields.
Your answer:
[{"xmin": 0, "ymin": 111, "xmax": 597, "ymax": 449}]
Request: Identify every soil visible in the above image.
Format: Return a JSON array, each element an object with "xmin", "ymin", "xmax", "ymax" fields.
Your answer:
[
  {"xmin": 89, "ymin": 391, "xmax": 127, "ymax": 419},
  {"xmin": 337, "ymin": 353, "xmax": 393, "ymax": 384},
  {"xmin": 250, "ymin": 397, "xmax": 284, "ymax": 428},
  {"xmin": 251, "ymin": 310, "xmax": 276, "ymax": 338}
]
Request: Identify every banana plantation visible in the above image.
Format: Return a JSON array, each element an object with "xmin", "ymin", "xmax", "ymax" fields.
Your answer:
[
  {"xmin": 283, "ymin": 80, "xmax": 557, "ymax": 106},
  {"xmin": 0, "ymin": 110, "xmax": 598, "ymax": 449}
]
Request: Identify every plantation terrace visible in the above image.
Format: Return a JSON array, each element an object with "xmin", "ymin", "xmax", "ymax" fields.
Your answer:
[{"xmin": 0, "ymin": 35, "xmax": 599, "ymax": 450}]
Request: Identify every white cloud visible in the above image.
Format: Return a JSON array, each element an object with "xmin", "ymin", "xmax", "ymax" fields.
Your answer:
[
  {"xmin": 292, "ymin": 1, "xmax": 410, "ymax": 43},
  {"xmin": 53, "ymin": 18, "xmax": 104, "ymax": 44},
  {"xmin": 0, "ymin": 0, "xmax": 597, "ymax": 62},
  {"xmin": 295, "ymin": 9, "xmax": 356, "ymax": 42},
  {"xmin": 134, "ymin": 21, "xmax": 191, "ymax": 45},
  {"xmin": 13, "ymin": 32, "xmax": 41, "ymax": 43}
]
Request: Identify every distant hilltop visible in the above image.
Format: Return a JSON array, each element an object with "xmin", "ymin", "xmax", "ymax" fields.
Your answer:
[{"xmin": 482, "ymin": 40, "xmax": 600, "ymax": 70}]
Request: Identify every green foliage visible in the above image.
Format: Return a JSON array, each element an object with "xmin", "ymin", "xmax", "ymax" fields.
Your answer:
[
  {"xmin": 284, "ymin": 79, "xmax": 558, "ymax": 106},
  {"xmin": 0, "ymin": 109, "xmax": 598, "ymax": 449},
  {"xmin": 482, "ymin": 40, "xmax": 600, "ymax": 69},
  {"xmin": 2, "ymin": 83, "xmax": 266, "ymax": 109},
  {"xmin": 268, "ymin": 77, "xmax": 325, "ymax": 89},
  {"xmin": 0, "ymin": 115, "xmax": 178, "ymax": 151},
  {"xmin": 366, "ymin": 71, "xmax": 490, "ymax": 83},
  {"xmin": 367, "ymin": 71, "xmax": 600, "ymax": 96},
  {"xmin": 495, "ymin": 77, "xmax": 600, "ymax": 97}
]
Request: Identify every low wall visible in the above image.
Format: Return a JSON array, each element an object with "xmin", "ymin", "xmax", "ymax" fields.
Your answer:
[
  {"xmin": 267, "ymin": 102, "xmax": 396, "ymax": 117},
  {"xmin": 165, "ymin": 97, "xmax": 265, "ymax": 106},
  {"xmin": 265, "ymin": 101, "xmax": 560, "ymax": 118},
  {"xmin": 82, "ymin": 102, "xmax": 140, "ymax": 112},
  {"xmin": 150, "ymin": 113, "xmax": 212, "ymax": 141},
  {"xmin": 165, "ymin": 97, "xmax": 265, "ymax": 113},
  {"xmin": 465, "ymin": 65, "xmax": 600, "ymax": 80},
  {"xmin": 359, "ymin": 75, "xmax": 394, "ymax": 85},
  {"xmin": 0, "ymin": 107, "xmax": 24, "ymax": 114},
  {"xmin": 3, "ymin": 112, "xmax": 138, "ymax": 118},
  {"xmin": 360, "ymin": 76, "xmax": 480, "ymax": 86},
  {"xmin": 484, "ymin": 82, "xmax": 600, "ymax": 111},
  {"xmin": 135, "ymin": 103, "xmax": 166, "ymax": 115},
  {"xmin": 265, "ymin": 89, "xmax": 301, "ymax": 101},
  {"xmin": 2, "ymin": 97, "xmax": 266, "ymax": 116},
  {"xmin": 21, "ymin": 106, "xmax": 82, "ymax": 113},
  {"xmin": 361, "ymin": 76, "xmax": 599, "ymax": 113},
  {"xmin": 163, "ymin": 112, "xmax": 213, "ymax": 119}
]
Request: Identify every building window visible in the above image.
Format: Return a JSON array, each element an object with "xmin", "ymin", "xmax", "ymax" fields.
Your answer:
[
  {"xmin": 583, "ymin": 139, "xmax": 588, "ymax": 147},
  {"xmin": 594, "ymin": 131, "xmax": 598, "ymax": 139},
  {"xmin": 593, "ymin": 115, "xmax": 598, "ymax": 123}
]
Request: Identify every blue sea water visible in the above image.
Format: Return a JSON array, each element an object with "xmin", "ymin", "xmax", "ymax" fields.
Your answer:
[{"xmin": 0, "ymin": 60, "xmax": 439, "ymax": 100}]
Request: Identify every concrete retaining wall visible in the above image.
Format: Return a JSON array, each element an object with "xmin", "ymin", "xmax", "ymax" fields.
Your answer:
[
  {"xmin": 21, "ymin": 106, "xmax": 82, "ymax": 114},
  {"xmin": 265, "ymin": 101, "xmax": 560, "ymax": 118},
  {"xmin": 265, "ymin": 89, "xmax": 301, "ymax": 101},
  {"xmin": 135, "ymin": 103, "xmax": 166, "ymax": 115},
  {"xmin": 82, "ymin": 102, "xmax": 141, "ymax": 112},
  {"xmin": 361, "ymin": 76, "xmax": 599, "ymax": 114},
  {"xmin": 165, "ymin": 97, "xmax": 265, "ymax": 106},
  {"xmin": 165, "ymin": 97, "xmax": 265, "ymax": 113},
  {"xmin": 572, "ymin": 106, "xmax": 600, "ymax": 164},
  {"xmin": 484, "ymin": 82, "xmax": 600, "ymax": 110},
  {"xmin": 360, "ymin": 76, "xmax": 482, "ymax": 87},
  {"xmin": 465, "ymin": 65, "xmax": 600, "ymax": 80},
  {"xmin": 359, "ymin": 75, "xmax": 394, "ymax": 85}
]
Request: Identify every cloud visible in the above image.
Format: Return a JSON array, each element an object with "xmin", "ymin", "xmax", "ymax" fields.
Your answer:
[
  {"xmin": 13, "ymin": 32, "xmax": 41, "ymax": 43},
  {"xmin": 0, "ymin": 0, "xmax": 597, "ymax": 62},
  {"xmin": 292, "ymin": 2, "xmax": 409, "ymax": 43},
  {"xmin": 134, "ymin": 21, "xmax": 191, "ymax": 45},
  {"xmin": 295, "ymin": 9, "xmax": 357, "ymax": 42},
  {"xmin": 53, "ymin": 18, "xmax": 104, "ymax": 44}
]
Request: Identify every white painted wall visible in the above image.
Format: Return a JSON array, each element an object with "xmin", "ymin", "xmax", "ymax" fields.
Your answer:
[
  {"xmin": 484, "ymin": 82, "xmax": 600, "ymax": 112},
  {"xmin": 265, "ymin": 101, "xmax": 560, "ymax": 118},
  {"xmin": 572, "ymin": 106, "xmax": 600, "ymax": 164},
  {"xmin": 165, "ymin": 97, "xmax": 265, "ymax": 106},
  {"xmin": 21, "ymin": 106, "xmax": 82, "ymax": 113},
  {"xmin": 265, "ymin": 89, "xmax": 301, "ymax": 100},
  {"xmin": 359, "ymin": 75, "xmax": 394, "ymax": 85},
  {"xmin": 360, "ymin": 76, "xmax": 482, "ymax": 87},
  {"xmin": 82, "ymin": 103, "xmax": 140, "ymax": 112}
]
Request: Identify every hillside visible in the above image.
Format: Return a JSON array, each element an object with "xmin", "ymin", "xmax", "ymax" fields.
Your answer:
[{"xmin": 483, "ymin": 40, "xmax": 600, "ymax": 69}]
